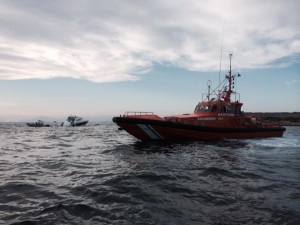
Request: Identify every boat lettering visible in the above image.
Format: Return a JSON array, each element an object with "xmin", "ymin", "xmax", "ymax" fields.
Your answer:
[
  {"xmin": 218, "ymin": 113, "xmax": 234, "ymax": 117},
  {"xmin": 198, "ymin": 117, "xmax": 216, "ymax": 121}
]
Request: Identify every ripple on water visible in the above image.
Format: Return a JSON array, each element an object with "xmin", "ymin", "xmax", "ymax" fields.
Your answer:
[{"xmin": 0, "ymin": 124, "xmax": 299, "ymax": 225}]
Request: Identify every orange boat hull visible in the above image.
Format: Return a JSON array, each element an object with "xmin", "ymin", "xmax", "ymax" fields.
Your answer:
[{"xmin": 113, "ymin": 117, "xmax": 286, "ymax": 141}]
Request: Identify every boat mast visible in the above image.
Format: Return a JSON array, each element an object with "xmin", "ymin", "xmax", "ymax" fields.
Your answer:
[
  {"xmin": 229, "ymin": 53, "xmax": 232, "ymax": 93},
  {"xmin": 218, "ymin": 25, "xmax": 225, "ymax": 86},
  {"xmin": 224, "ymin": 53, "xmax": 233, "ymax": 102},
  {"xmin": 207, "ymin": 80, "xmax": 212, "ymax": 101}
]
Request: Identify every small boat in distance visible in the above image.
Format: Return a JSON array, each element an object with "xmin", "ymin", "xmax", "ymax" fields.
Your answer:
[
  {"xmin": 61, "ymin": 115, "xmax": 89, "ymax": 127},
  {"xmin": 113, "ymin": 54, "xmax": 286, "ymax": 141},
  {"xmin": 26, "ymin": 120, "xmax": 50, "ymax": 127}
]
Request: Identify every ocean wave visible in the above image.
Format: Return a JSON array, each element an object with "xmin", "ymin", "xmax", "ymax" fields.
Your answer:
[{"xmin": 0, "ymin": 124, "xmax": 299, "ymax": 225}]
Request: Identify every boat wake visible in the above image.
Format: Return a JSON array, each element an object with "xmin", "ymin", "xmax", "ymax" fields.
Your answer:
[{"xmin": 247, "ymin": 137, "xmax": 300, "ymax": 149}]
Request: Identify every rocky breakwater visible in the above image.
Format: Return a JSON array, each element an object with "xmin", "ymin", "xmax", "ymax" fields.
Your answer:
[{"xmin": 245, "ymin": 112, "xmax": 300, "ymax": 126}]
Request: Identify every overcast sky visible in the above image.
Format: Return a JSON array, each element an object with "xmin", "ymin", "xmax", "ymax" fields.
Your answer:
[{"xmin": 0, "ymin": 0, "xmax": 299, "ymax": 121}]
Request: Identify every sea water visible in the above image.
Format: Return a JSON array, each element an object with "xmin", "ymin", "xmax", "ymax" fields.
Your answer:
[{"xmin": 0, "ymin": 123, "xmax": 299, "ymax": 225}]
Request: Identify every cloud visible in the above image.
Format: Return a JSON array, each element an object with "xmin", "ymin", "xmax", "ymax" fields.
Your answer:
[
  {"xmin": 285, "ymin": 80, "xmax": 300, "ymax": 86},
  {"xmin": 0, "ymin": 0, "xmax": 299, "ymax": 82},
  {"xmin": 0, "ymin": 101, "xmax": 18, "ymax": 107}
]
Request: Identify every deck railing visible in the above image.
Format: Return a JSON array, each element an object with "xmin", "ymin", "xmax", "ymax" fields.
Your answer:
[
  {"xmin": 202, "ymin": 92, "xmax": 240, "ymax": 102},
  {"xmin": 124, "ymin": 111, "xmax": 154, "ymax": 116}
]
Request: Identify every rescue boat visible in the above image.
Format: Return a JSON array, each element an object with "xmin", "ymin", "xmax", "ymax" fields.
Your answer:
[
  {"xmin": 26, "ymin": 120, "xmax": 50, "ymax": 127},
  {"xmin": 61, "ymin": 115, "xmax": 89, "ymax": 127},
  {"xmin": 113, "ymin": 54, "xmax": 286, "ymax": 141}
]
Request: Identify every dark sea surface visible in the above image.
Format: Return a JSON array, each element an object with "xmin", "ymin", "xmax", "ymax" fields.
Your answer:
[{"xmin": 0, "ymin": 123, "xmax": 299, "ymax": 225}]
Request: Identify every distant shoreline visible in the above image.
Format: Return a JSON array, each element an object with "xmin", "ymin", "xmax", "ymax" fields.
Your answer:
[
  {"xmin": 1, "ymin": 112, "xmax": 300, "ymax": 125},
  {"xmin": 245, "ymin": 112, "xmax": 300, "ymax": 126}
]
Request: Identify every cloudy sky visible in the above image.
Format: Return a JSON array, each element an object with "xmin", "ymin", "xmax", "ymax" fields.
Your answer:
[{"xmin": 0, "ymin": 0, "xmax": 299, "ymax": 121}]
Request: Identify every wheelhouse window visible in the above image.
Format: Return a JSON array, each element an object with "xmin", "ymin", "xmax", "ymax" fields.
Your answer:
[
  {"xmin": 226, "ymin": 104, "xmax": 233, "ymax": 113},
  {"xmin": 211, "ymin": 105, "xmax": 218, "ymax": 112},
  {"xmin": 219, "ymin": 104, "xmax": 233, "ymax": 113},
  {"xmin": 204, "ymin": 105, "xmax": 210, "ymax": 112},
  {"xmin": 220, "ymin": 105, "xmax": 226, "ymax": 113},
  {"xmin": 195, "ymin": 105, "xmax": 209, "ymax": 113}
]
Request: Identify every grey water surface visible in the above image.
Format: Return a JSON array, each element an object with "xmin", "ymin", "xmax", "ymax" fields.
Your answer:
[{"xmin": 0, "ymin": 123, "xmax": 299, "ymax": 225}]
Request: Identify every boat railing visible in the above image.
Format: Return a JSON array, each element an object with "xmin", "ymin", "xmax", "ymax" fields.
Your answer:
[
  {"xmin": 230, "ymin": 92, "xmax": 241, "ymax": 102},
  {"xmin": 124, "ymin": 111, "xmax": 154, "ymax": 116},
  {"xmin": 202, "ymin": 91, "xmax": 240, "ymax": 102}
]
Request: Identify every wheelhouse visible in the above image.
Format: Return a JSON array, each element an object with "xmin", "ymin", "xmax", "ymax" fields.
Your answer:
[{"xmin": 194, "ymin": 101, "xmax": 243, "ymax": 116}]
